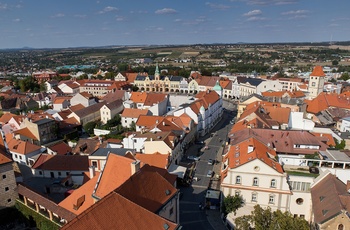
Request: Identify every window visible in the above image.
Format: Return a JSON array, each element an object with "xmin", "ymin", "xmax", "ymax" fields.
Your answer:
[
  {"xmin": 338, "ymin": 224, "xmax": 344, "ymax": 230},
  {"xmin": 7, "ymin": 199, "xmax": 11, "ymax": 203},
  {"xmin": 312, "ymin": 82, "xmax": 316, "ymax": 86},
  {"xmin": 5, "ymin": 187, "xmax": 9, "ymax": 191},
  {"xmin": 251, "ymin": 193, "xmax": 257, "ymax": 202},
  {"xmin": 66, "ymin": 172, "xmax": 70, "ymax": 176},
  {"xmin": 169, "ymin": 207, "xmax": 174, "ymax": 216},
  {"xmin": 253, "ymin": 177, "xmax": 258, "ymax": 186},
  {"xmin": 92, "ymin": 161, "xmax": 98, "ymax": 168},
  {"xmin": 269, "ymin": 195, "xmax": 275, "ymax": 204},
  {"xmin": 58, "ymin": 172, "xmax": 61, "ymax": 176},
  {"xmin": 39, "ymin": 171, "xmax": 42, "ymax": 175},
  {"xmin": 2, "ymin": 174, "xmax": 6, "ymax": 179},
  {"xmin": 235, "ymin": 190, "xmax": 240, "ymax": 196},
  {"xmin": 236, "ymin": 176, "xmax": 241, "ymax": 184},
  {"xmin": 134, "ymin": 139, "xmax": 137, "ymax": 143},
  {"xmin": 300, "ymin": 215, "xmax": 305, "ymax": 219},
  {"xmin": 19, "ymin": 156, "xmax": 22, "ymax": 160},
  {"xmin": 296, "ymin": 198, "xmax": 304, "ymax": 205},
  {"xmin": 270, "ymin": 179, "xmax": 276, "ymax": 188}
]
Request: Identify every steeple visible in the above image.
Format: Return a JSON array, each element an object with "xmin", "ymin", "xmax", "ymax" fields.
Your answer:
[{"xmin": 155, "ymin": 62, "xmax": 160, "ymax": 81}]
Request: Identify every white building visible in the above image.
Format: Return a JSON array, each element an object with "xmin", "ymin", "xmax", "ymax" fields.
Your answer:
[{"xmin": 308, "ymin": 66, "xmax": 325, "ymax": 99}]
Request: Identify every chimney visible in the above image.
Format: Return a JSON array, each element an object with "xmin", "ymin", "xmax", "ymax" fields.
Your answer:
[
  {"xmin": 347, "ymin": 181, "xmax": 350, "ymax": 193},
  {"xmin": 89, "ymin": 165, "xmax": 96, "ymax": 179},
  {"xmin": 131, "ymin": 160, "xmax": 141, "ymax": 175}
]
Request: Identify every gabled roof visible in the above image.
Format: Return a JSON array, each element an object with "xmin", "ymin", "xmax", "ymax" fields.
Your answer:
[
  {"xmin": 13, "ymin": 127, "xmax": 38, "ymax": 140},
  {"xmin": 68, "ymin": 104, "xmax": 85, "ymax": 112},
  {"xmin": 311, "ymin": 173, "xmax": 350, "ymax": 224},
  {"xmin": 47, "ymin": 141, "xmax": 72, "ymax": 155},
  {"xmin": 195, "ymin": 90, "xmax": 220, "ymax": 106},
  {"xmin": 130, "ymin": 92, "xmax": 148, "ymax": 103},
  {"xmin": 0, "ymin": 152, "xmax": 12, "ymax": 165},
  {"xmin": 93, "ymin": 154, "xmax": 135, "ymax": 199},
  {"xmin": 58, "ymin": 172, "xmax": 101, "ymax": 215},
  {"xmin": 121, "ymin": 108, "xmax": 149, "ymax": 118},
  {"xmin": 261, "ymin": 90, "xmax": 305, "ymax": 98},
  {"xmin": 7, "ymin": 139, "xmax": 41, "ymax": 155},
  {"xmin": 104, "ymin": 99, "xmax": 123, "ymax": 110},
  {"xmin": 227, "ymin": 137, "xmax": 283, "ymax": 173},
  {"xmin": 115, "ymin": 168, "xmax": 177, "ymax": 213},
  {"xmin": 102, "ymin": 90, "xmax": 126, "ymax": 103},
  {"xmin": 78, "ymin": 92, "xmax": 94, "ymax": 99},
  {"xmin": 135, "ymin": 152, "xmax": 169, "ymax": 169},
  {"xmin": 305, "ymin": 92, "xmax": 350, "ymax": 114},
  {"xmin": 72, "ymin": 138, "xmax": 103, "ymax": 155},
  {"xmin": 144, "ymin": 93, "xmax": 167, "ymax": 106},
  {"xmin": 61, "ymin": 192, "xmax": 178, "ymax": 230},
  {"xmin": 73, "ymin": 102, "xmax": 105, "ymax": 118},
  {"xmin": 31, "ymin": 154, "xmax": 89, "ymax": 171},
  {"xmin": 0, "ymin": 112, "xmax": 16, "ymax": 124}
]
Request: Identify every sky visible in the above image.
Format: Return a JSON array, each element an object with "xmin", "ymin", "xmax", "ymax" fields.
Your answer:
[{"xmin": 0, "ymin": 0, "xmax": 349, "ymax": 49}]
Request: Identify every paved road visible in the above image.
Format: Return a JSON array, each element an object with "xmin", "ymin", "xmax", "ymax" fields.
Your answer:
[{"xmin": 179, "ymin": 101, "xmax": 236, "ymax": 229}]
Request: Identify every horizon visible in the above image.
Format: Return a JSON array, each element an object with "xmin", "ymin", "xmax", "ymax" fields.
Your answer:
[{"xmin": 0, "ymin": 0, "xmax": 349, "ymax": 49}]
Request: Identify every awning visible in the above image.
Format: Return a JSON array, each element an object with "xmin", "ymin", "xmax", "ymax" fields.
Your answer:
[{"xmin": 168, "ymin": 164, "xmax": 187, "ymax": 179}]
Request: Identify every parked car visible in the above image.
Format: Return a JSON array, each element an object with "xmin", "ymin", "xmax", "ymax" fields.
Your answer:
[
  {"xmin": 208, "ymin": 159, "xmax": 214, "ymax": 165},
  {"xmin": 187, "ymin": 155, "xmax": 200, "ymax": 161},
  {"xmin": 195, "ymin": 140, "xmax": 204, "ymax": 145},
  {"xmin": 206, "ymin": 170, "xmax": 213, "ymax": 178}
]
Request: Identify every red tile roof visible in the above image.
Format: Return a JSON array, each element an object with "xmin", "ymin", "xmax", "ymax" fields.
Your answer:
[
  {"xmin": 93, "ymin": 154, "xmax": 135, "ymax": 199},
  {"xmin": 310, "ymin": 66, "xmax": 325, "ymax": 77},
  {"xmin": 121, "ymin": 108, "xmax": 149, "ymax": 118},
  {"xmin": 135, "ymin": 152, "xmax": 169, "ymax": 169},
  {"xmin": 0, "ymin": 112, "xmax": 16, "ymax": 124},
  {"xmin": 227, "ymin": 137, "xmax": 283, "ymax": 173},
  {"xmin": 130, "ymin": 92, "xmax": 148, "ymax": 103},
  {"xmin": 144, "ymin": 93, "xmax": 167, "ymax": 106},
  {"xmin": 305, "ymin": 92, "xmax": 350, "ymax": 114},
  {"xmin": 13, "ymin": 127, "xmax": 38, "ymax": 140},
  {"xmin": 61, "ymin": 192, "xmax": 178, "ymax": 230},
  {"xmin": 47, "ymin": 141, "xmax": 72, "ymax": 155},
  {"xmin": 7, "ymin": 139, "xmax": 42, "ymax": 155}
]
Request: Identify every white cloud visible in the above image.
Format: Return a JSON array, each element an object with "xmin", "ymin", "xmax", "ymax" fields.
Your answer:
[
  {"xmin": 174, "ymin": 19, "xmax": 182, "ymax": 22},
  {"xmin": 98, "ymin": 6, "xmax": 118, "ymax": 14},
  {"xmin": 235, "ymin": 0, "xmax": 297, "ymax": 5},
  {"xmin": 281, "ymin": 10, "xmax": 309, "ymax": 15},
  {"xmin": 13, "ymin": 18, "xmax": 21, "ymax": 22},
  {"xmin": 51, "ymin": 13, "xmax": 65, "ymax": 18},
  {"xmin": 155, "ymin": 8, "xmax": 177, "ymax": 15},
  {"xmin": 247, "ymin": 16, "xmax": 266, "ymax": 21},
  {"xmin": 328, "ymin": 23, "xmax": 339, "ymax": 27},
  {"xmin": 205, "ymin": 2, "xmax": 231, "ymax": 10},
  {"xmin": 116, "ymin": 16, "xmax": 125, "ymax": 21},
  {"xmin": 243, "ymin": 9, "xmax": 262, "ymax": 17}
]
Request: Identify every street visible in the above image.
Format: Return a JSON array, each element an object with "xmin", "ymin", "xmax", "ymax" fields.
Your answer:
[{"xmin": 179, "ymin": 100, "xmax": 236, "ymax": 229}]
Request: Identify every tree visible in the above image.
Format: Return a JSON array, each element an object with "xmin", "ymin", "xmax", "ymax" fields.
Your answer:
[
  {"xmin": 340, "ymin": 72, "xmax": 350, "ymax": 81},
  {"xmin": 335, "ymin": 139, "xmax": 346, "ymax": 150},
  {"xmin": 129, "ymin": 121, "xmax": 136, "ymax": 131},
  {"xmin": 222, "ymin": 194, "xmax": 244, "ymax": 215},
  {"xmin": 234, "ymin": 205, "xmax": 309, "ymax": 230},
  {"xmin": 332, "ymin": 60, "xmax": 339, "ymax": 66},
  {"xmin": 83, "ymin": 121, "xmax": 98, "ymax": 135}
]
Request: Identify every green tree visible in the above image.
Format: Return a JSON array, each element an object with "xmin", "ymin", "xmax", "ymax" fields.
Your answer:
[
  {"xmin": 335, "ymin": 139, "xmax": 346, "ymax": 150},
  {"xmin": 340, "ymin": 72, "xmax": 350, "ymax": 81},
  {"xmin": 222, "ymin": 194, "xmax": 244, "ymax": 215},
  {"xmin": 234, "ymin": 205, "xmax": 309, "ymax": 230},
  {"xmin": 129, "ymin": 121, "xmax": 136, "ymax": 131},
  {"xmin": 83, "ymin": 121, "xmax": 98, "ymax": 135},
  {"xmin": 332, "ymin": 60, "xmax": 339, "ymax": 66}
]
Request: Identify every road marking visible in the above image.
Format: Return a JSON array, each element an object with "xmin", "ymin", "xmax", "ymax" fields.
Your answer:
[{"xmin": 191, "ymin": 185, "xmax": 208, "ymax": 189}]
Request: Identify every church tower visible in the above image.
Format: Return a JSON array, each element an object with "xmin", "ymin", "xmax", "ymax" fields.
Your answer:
[
  {"xmin": 155, "ymin": 63, "xmax": 160, "ymax": 81},
  {"xmin": 308, "ymin": 66, "xmax": 325, "ymax": 99}
]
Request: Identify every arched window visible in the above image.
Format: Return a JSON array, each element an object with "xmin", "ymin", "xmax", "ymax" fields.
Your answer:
[
  {"xmin": 270, "ymin": 179, "xmax": 276, "ymax": 188},
  {"xmin": 338, "ymin": 224, "xmax": 344, "ymax": 230},
  {"xmin": 253, "ymin": 177, "xmax": 259, "ymax": 186},
  {"xmin": 236, "ymin": 176, "xmax": 241, "ymax": 184}
]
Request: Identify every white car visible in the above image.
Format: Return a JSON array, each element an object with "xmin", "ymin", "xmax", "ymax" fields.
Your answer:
[{"xmin": 206, "ymin": 170, "xmax": 213, "ymax": 178}]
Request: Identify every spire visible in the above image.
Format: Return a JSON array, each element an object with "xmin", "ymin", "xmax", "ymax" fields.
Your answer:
[{"xmin": 155, "ymin": 62, "xmax": 159, "ymax": 75}]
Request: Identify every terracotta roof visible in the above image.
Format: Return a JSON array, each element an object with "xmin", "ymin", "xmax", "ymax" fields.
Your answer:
[
  {"xmin": 47, "ymin": 141, "xmax": 72, "ymax": 155},
  {"xmin": 135, "ymin": 152, "xmax": 169, "ymax": 169},
  {"xmin": 261, "ymin": 90, "xmax": 305, "ymax": 98},
  {"xmin": 311, "ymin": 173, "xmax": 350, "ymax": 224},
  {"xmin": 144, "ymin": 93, "xmax": 167, "ymax": 106},
  {"xmin": 59, "ymin": 172, "xmax": 101, "ymax": 215},
  {"xmin": 72, "ymin": 138, "xmax": 102, "ymax": 155},
  {"xmin": 0, "ymin": 152, "xmax": 12, "ymax": 165},
  {"xmin": 13, "ymin": 127, "xmax": 38, "ymax": 140},
  {"xmin": 18, "ymin": 183, "xmax": 76, "ymax": 222},
  {"xmin": 121, "ymin": 108, "xmax": 149, "ymax": 118},
  {"xmin": 195, "ymin": 90, "xmax": 220, "ymax": 106},
  {"xmin": 7, "ymin": 139, "xmax": 42, "ymax": 155},
  {"xmin": 310, "ymin": 132, "xmax": 336, "ymax": 147},
  {"xmin": 130, "ymin": 92, "xmax": 148, "ymax": 103},
  {"xmin": 93, "ymin": 154, "xmax": 135, "ymax": 199},
  {"xmin": 0, "ymin": 112, "xmax": 16, "ymax": 124},
  {"xmin": 61, "ymin": 192, "xmax": 178, "ymax": 230},
  {"xmin": 115, "ymin": 168, "xmax": 178, "ymax": 213},
  {"xmin": 31, "ymin": 154, "xmax": 89, "ymax": 171},
  {"xmin": 136, "ymin": 115, "xmax": 164, "ymax": 128},
  {"xmin": 310, "ymin": 66, "xmax": 325, "ymax": 77},
  {"xmin": 305, "ymin": 92, "xmax": 350, "ymax": 114},
  {"xmin": 102, "ymin": 90, "xmax": 126, "ymax": 103},
  {"xmin": 54, "ymin": 97, "xmax": 70, "ymax": 104},
  {"xmin": 227, "ymin": 137, "xmax": 283, "ymax": 173},
  {"xmin": 68, "ymin": 104, "xmax": 85, "ymax": 112},
  {"xmin": 79, "ymin": 92, "xmax": 94, "ymax": 99}
]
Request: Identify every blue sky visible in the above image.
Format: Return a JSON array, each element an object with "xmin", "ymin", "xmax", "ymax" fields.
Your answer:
[{"xmin": 0, "ymin": 0, "xmax": 349, "ymax": 49}]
